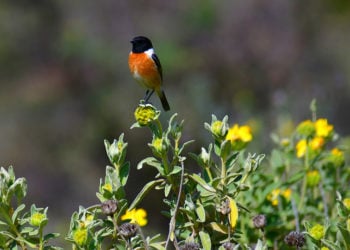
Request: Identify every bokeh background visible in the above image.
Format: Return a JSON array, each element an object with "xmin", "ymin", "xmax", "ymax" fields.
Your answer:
[{"xmin": 1, "ymin": 0, "xmax": 350, "ymax": 246}]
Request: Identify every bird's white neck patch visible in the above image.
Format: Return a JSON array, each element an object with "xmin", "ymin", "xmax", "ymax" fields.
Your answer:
[{"xmin": 145, "ymin": 48, "xmax": 154, "ymax": 57}]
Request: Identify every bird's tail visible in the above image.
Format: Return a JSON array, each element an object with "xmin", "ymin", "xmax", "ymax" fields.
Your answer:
[{"xmin": 157, "ymin": 89, "xmax": 170, "ymax": 111}]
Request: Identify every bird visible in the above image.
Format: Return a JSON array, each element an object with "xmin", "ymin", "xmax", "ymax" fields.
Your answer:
[{"xmin": 128, "ymin": 36, "xmax": 170, "ymax": 111}]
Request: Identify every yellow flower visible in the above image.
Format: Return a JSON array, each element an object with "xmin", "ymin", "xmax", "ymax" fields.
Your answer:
[
  {"xmin": 226, "ymin": 124, "xmax": 253, "ymax": 150},
  {"xmin": 332, "ymin": 148, "xmax": 343, "ymax": 157},
  {"xmin": 151, "ymin": 137, "xmax": 166, "ymax": 155},
  {"xmin": 343, "ymin": 198, "xmax": 350, "ymax": 210},
  {"xmin": 73, "ymin": 227, "xmax": 88, "ymax": 246},
  {"xmin": 280, "ymin": 138, "xmax": 290, "ymax": 147},
  {"xmin": 296, "ymin": 139, "xmax": 307, "ymax": 158},
  {"xmin": 321, "ymin": 247, "xmax": 329, "ymax": 250},
  {"xmin": 296, "ymin": 137, "xmax": 325, "ymax": 158},
  {"xmin": 84, "ymin": 214, "xmax": 94, "ymax": 226},
  {"xmin": 282, "ymin": 188, "xmax": 292, "ymax": 201},
  {"xmin": 102, "ymin": 183, "xmax": 113, "ymax": 193},
  {"xmin": 306, "ymin": 170, "xmax": 321, "ymax": 187},
  {"xmin": 310, "ymin": 137, "xmax": 325, "ymax": 151},
  {"xmin": 82, "ymin": 214, "xmax": 94, "ymax": 227},
  {"xmin": 267, "ymin": 188, "xmax": 292, "ymax": 206},
  {"xmin": 134, "ymin": 104, "xmax": 159, "ymax": 126},
  {"xmin": 267, "ymin": 189, "xmax": 280, "ymax": 206},
  {"xmin": 211, "ymin": 120, "xmax": 227, "ymax": 138},
  {"xmin": 30, "ymin": 212, "xmax": 46, "ymax": 227},
  {"xmin": 309, "ymin": 224, "xmax": 325, "ymax": 240},
  {"xmin": 121, "ymin": 208, "xmax": 148, "ymax": 227},
  {"xmin": 296, "ymin": 120, "xmax": 315, "ymax": 137},
  {"xmin": 329, "ymin": 148, "xmax": 345, "ymax": 167},
  {"xmin": 315, "ymin": 119, "xmax": 333, "ymax": 138}
]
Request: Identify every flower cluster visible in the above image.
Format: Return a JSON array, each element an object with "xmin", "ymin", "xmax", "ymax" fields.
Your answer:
[
  {"xmin": 206, "ymin": 115, "xmax": 253, "ymax": 151},
  {"xmin": 295, "ymin": 118, "xmax": 334, "ymax": 158},
  {"xmin": 267, "ymin": 188, "xmax": 292, "ymax": 206}
]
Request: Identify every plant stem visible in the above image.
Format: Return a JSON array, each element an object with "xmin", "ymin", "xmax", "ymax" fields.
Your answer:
[
  {"xmin": 220, "ymin": 158, "xmax": 226, "ymax": 185},
  {"xmin": 165, "ymin": 160, "xmax": 185, "ymax": 249},
  {"xmin": 299, "ymin": 144, "xmax": 310, "ymax": 211}
]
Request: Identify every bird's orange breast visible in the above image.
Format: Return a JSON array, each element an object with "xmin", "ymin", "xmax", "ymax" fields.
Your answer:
[{"xmin": 128, "ymin": 52, "xmax": 161, "ymax": 90}]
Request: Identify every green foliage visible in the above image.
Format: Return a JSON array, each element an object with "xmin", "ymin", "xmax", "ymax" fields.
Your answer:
[
  {"xmin": 0, "ymin": 166, "xmax": 60, "ymax": 250},
  {"xmin": 1, "ymin": 101, "xmax": 349, "ymax": 249}
]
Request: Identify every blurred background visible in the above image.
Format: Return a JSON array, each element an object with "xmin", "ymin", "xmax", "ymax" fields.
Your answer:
[{"xmin": 1, "ymin": 0, "xmax": 350, "ymax": 246}]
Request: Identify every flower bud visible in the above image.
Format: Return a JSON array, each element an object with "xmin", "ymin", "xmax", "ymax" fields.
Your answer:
[
  {"xmin": 329, "ymin": 148, "xmax": 345, "ymax": 167},
  {"xmin": 296, "ymin": 120, "xmax": 315, "ymax": 137},
  {"xmin": 179, "ymin": 242, "xmax": 200, "ymax": 250},
  {"xmin": 101, "ymin": 200, "xmax": 118, "ymax": 216},
  {"xmin": 306, "ymin": 170, "xmax": 321, "ymax": 187},
  {"xmin": 119, "ymin": 223, "xmax": 138, "ymax": 238},
  {"xmin": 284, "ymin": 231, "xmax": 305, "ymax": 248},
  {"xmin": 343, "ymin": 198, "xmax": 350, "ymax": 211},
  {"xmin": 221, "ymin": 242, "xmax": 234, "ymax": 250},
  {"xmin": 217, "ymin": 199, "xmax": 230, "ymax": 215},
  {"xmin": 134, "ymin": 104, "xmax": 159, "ymax": 126},
  {"xmin": 200, "ymin": 147, "xmax": 210, "ymax": 165},
  {"xmin": 104, "ymin": 135, "xmax": 127, "ymax": 165},
  {"xmin": 30, "ymin": 212, "xmax": 46, "ymax": 227},
  {"xmin": 252, "ymin": 214, "xmax": 266, "ymax": 229},
  {"xmin": 151, "ymin": 137, "xmax": 167, "ymax": 155},
  {"xmin": 211, "ymin": 120, "xmax": 227, "ymax": 138},
  {"xmin": 309, "ymin": 224, "xmax": 325, "ymax": 240}
]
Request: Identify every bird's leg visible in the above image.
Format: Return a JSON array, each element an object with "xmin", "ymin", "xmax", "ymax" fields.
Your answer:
[{"xmin": 144, "ymin": 89, "xmax": 155, "ymax": 103}]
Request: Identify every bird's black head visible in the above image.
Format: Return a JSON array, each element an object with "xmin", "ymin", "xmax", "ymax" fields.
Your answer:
[{"xmin": 130, "ymin": 36, "xmax": 153, "ymax": 53}]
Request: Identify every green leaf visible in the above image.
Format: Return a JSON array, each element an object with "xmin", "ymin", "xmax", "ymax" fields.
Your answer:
[
  {"xmin": 105, "ymin": 166, "xmax": 120, "ymax": 187},
  {"xmin": 43, "ymin": 246, "xmax": 63, "ymax": 250},
  {"xmin": 164, "ymin": 183, "xmax": 172, "ymax": 197},
  {"xmin": 43, "ymin": 233, "xmax": 60, "ymax": 241},
  {"xmin": 169, "ymin": 166, "xmax": 182, "ymax": 176},
  {"xmin": 149, "ymin": 243, "xmax": 166, "ymax": 250},
  {"xmin": 120, "ymin": 162, "xmax": 130, "ymax": 186},
  {"xmin": 0, "ymin": 220, "xmax": 8, "ymax": 226},
  {"xmin": 285, "ymin": 171, "xmax": 304, "ymax": 185},
  {"xmin": 220, "ymin": 140, "xmax": 231, "ymax": 159},
  {"xmin": 225, "ymin": 151, "xmax": 239, "ymax": 170},
  {"xmin": 188, "ymin": 174, "xmax": 216, "ymax": 193},
  {"xmin": 44, "ymin": 246, "xmax": 63, "ymax": 250},
  {"xmin": 214, "ymin": 140, "xmax": 221, "ymax": 156},
  {"xmin": 270, "ymin": 149, "xmax": 284, "ymax": 169},
  {"xmin": 116, "ymin": 200, "xmax": 128, "ymax": 222},
  {"xmin": 0, "ymin": 230, "xmax": 16, "ymax": 240},
  {"xmin": 254, "ymin": 239, "xmax": 267, "ymax": 250},
  {"xmin": 321, "ymin": 239, "xmax": 342, "ymax": 250},
  {"xmin": 199, "ymin": 231, "xmax": 211, "ymax": 250},
  {"xmin": 11, "ymin": 204, "xmax": 25, "ymax": 223},
  {"xmin": 177, "ymin": 140, "xmax": 195, "ymax": 155},
  {"xmin": 148, "ymin": 234, "xmax": 166, "ymax": 250},
  {"xmin": 337, "ymin": 224, "xmax": 350, "ymax": 248},
  {"xmin": 195, "ymin": 202, "xmax": 206, "ymax": 222},
  {"xmin": 129, "ymin": 179, "xmax": 164, "ymax": 210},
  {"xmin": 209, "ymin": 222, "xmax": 228, "ymax": 234},
  {"xmin": 6, "ymin": 178, "xmax": 27, "ymax": 203},
  {"xmin": 137, "ymin": 157, "xmax": 164, "ymax": 175}
]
